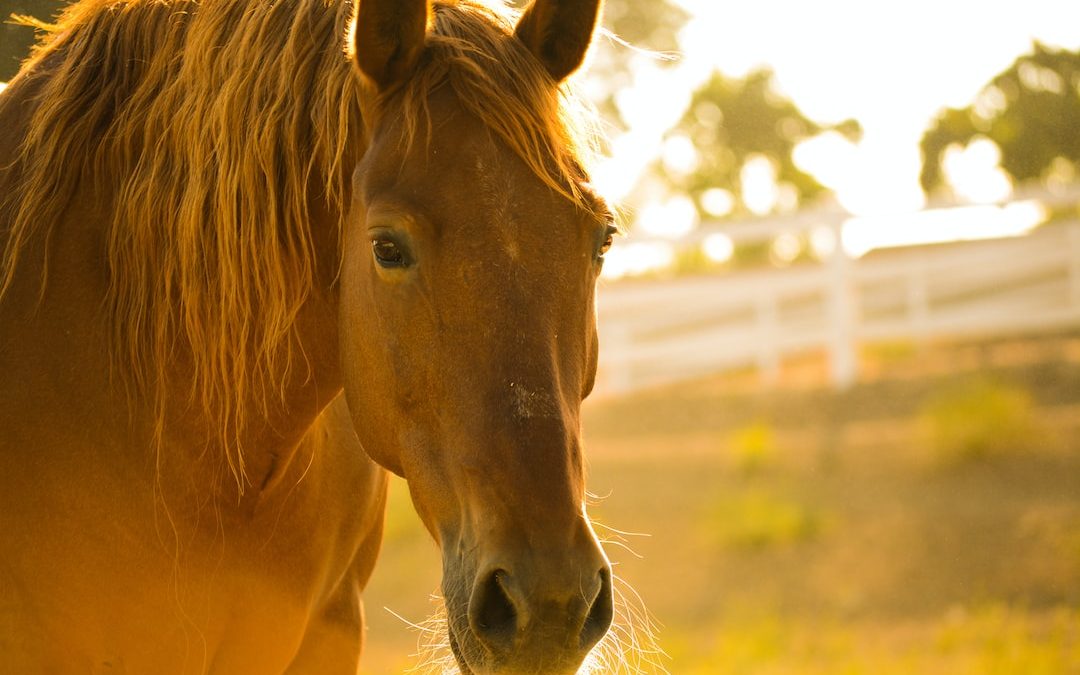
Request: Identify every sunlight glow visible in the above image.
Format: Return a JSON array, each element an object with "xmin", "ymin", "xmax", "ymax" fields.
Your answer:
[
  {"xmin": 592, "ymin": 132, "xmax": 661, "ymax": 203},
  {"xmin": 1045, "ymin": 156, "xmax": 1078, "ymax": 189},
  {"xmin": 740, "ymin": 155, "xmax": 780, "ymax": 216},
  {"xmin": 769, "ymin": 232, "xmax": 802, "ymax": 266},
  {"xmin": 637, "ymin": 196, "xmax": 699, "ymax": 239},
  {"xmin": 972, "ymin": 85, "xmax": 1008, "ymax": 122},
  {"xmin": 702, "ymin": 233, "xmax": 735, "ymax": 263},
  {"xmin": 700, "ymin": 188, "xmax": 735, "ymax": 217},
  {"xmin": 601, "ymin": 242, "xmax": 676, "ymax": 280},
  {"xmin": 1018, "ymin": 61, "xmax": 1066, "ymax": 93},
  {"xmin": 660, "ymin": 134, "xmax": 698, "ymax": 176},
  {"xmin": 841, "ymin": 201, "xmax": 1048, "ymax": 258},
  {"xmin": 793, "ymin": 131, "xmax": 859, "ymax": 192},
  {"xmin": 809, "ymin": 225, "xmax": 838, "ymax": 260},
  {"xmin": 942, "ymin": 137, "xmax": 1014, "ymax": 203}
]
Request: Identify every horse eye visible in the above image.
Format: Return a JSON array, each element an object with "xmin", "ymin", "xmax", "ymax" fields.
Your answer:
[
  {"xmin": 598, "ymin": 227, "xmax": 616, "ymax": 257},
  {"xmin": 372, "ymin": 238, "xmax": 407, "ymax": 268}
]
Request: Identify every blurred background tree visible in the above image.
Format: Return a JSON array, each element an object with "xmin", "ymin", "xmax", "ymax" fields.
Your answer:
[
  {"xmin": 602, "ymin": 0, "xmax": 686, "ymax": 53},
  {"xmin": 657, "ymin": 68, "xmax": 861, "ymax": 220},
  {"xmin": 920, "ymin": 43, "xmax": 1080, "ymax": 197},
  {"xmin": 586, "ymin": 0, "xmax": 689, "ymax": 127},
  {"xmin": 0, "ymin": 0, "xmax": 67, "ymax": 81}
]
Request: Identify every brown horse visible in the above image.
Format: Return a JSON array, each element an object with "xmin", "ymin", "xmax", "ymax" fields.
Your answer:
[{"xmin": 0, "ymin": 0, "xmax": 640, "ymax": 672}]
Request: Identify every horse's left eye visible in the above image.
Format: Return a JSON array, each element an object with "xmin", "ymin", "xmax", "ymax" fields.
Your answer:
[{"xmin": 372, "ymin": 238, "xmax": 407, "ymax": 268}]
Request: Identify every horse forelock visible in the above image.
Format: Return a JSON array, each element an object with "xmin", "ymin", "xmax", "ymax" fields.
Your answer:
[
  {"xmin": 1, "ymin": 0, "xmax": 364, "ymax": 489},
  {"xmin": 381, "ymin": 0, "xmax": 605, "ymax": 216}
]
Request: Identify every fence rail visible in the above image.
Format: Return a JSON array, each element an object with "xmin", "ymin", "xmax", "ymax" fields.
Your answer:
[{"xmin": 594, "ymin": 219, "xmax": 1080, "ymax": 397}]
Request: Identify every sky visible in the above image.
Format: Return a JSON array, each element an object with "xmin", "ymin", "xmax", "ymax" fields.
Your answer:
[{"xmin": 590, "ymin": 0, "xmax": 1080, "ymax": 220}]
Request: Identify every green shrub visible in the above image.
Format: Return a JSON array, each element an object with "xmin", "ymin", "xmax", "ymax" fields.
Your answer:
[
  {"xmin": 728, "ymin": 421, "xmax": 778, "ymax": 476},
  {"xmin": 706, "ymin": 488, "xmax": 823, "ymax": 550},
  {"xmin": 919, "ymin": 378, "xmax": 1038, "ymax": 464},
  {"xmin": 865, "ymin": 340, "xmax": 919, "ymax": 366}
]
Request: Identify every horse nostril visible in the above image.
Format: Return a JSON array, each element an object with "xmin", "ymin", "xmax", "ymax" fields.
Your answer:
[
  {"xmin": 580, "ymin": 567, "xmax": 614, "ymax": 650},
  {"xmin": 469, "ymin": 569, "xmax": 518, "ymax": 650}
]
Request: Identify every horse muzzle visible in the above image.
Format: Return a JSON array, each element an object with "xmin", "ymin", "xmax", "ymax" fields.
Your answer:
[{"xmin": 445, "ymin": 541, "xmax": 613, "ymax": 674}]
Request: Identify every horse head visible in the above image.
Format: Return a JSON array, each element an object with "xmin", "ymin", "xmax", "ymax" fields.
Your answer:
[{"xmin": 341, "ymin": 0, "xmax": 613, "ymax": 672}]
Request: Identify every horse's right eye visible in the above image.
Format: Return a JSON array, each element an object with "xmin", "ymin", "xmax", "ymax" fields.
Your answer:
[{"xmin": 372, "ymin": 238, "xmax": 407, "ymax": 268}]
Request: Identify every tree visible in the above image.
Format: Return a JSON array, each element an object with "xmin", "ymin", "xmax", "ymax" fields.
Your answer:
[
  {"xmin": 920, "ymin": 43, "xmax": 1080, "ymax": 194},
  {"xmin": 658, "ymin": 68, "xmax": 861, "ymax": 220},
  {"xmin": 601, "ymin": 0, "xmax": 686, "ymax": 54},
  {"xmin": 578, "ymin": 0, "xmax": 689, "ymax": 129}
]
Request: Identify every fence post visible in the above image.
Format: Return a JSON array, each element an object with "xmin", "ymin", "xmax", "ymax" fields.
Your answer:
[
  {"xmin": 907, "ymin": 260, "xmax": 930, "ymax": 343},
  {"xmin": 827, "ymin": 221, "xmax": 858, "ymax": 390},
  {"xmin": 1069, "ymin": 221, "xmax": 1080, "ymax": 312}
]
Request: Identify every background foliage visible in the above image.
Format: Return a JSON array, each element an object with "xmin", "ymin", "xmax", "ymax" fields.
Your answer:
[
  {"xmin": 657, "ymin": 69, "xmax": 861, "ymax": 219},
  {"xmin": 920, "ymin": 43, "xmax": 1080, "ymax": 195}
]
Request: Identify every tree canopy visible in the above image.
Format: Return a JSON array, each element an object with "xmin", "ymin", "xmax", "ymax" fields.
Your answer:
[
  {"xmin": 581, "ymin": 0, "xmax": 689, "ymax": 129},
  {"xmin": 657, "ymin": 68, "xmax": 860, "ymax": 220},
  {"xmin": 601, "ymin": 0, "xmax": 686, "ymax": 54},
  {"xmin": 920, "ymin": 43, "xmax": 1080, "ymax": 194}
]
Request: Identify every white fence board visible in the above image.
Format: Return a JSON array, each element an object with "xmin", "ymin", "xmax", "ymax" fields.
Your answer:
[{"xmin": 594, "ymin": 221, "xmax": 1080, "ymax": 397}]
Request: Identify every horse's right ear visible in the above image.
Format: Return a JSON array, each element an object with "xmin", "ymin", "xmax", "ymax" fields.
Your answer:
[{"xmin": 352, "ymin": 0, "xmax": 430, "ymax": 91}]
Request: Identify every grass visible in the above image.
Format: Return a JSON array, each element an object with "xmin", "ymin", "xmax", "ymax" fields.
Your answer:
[
  {"xmin": 358, "ymin": 336, "xmax": 1080, "ymax": 673},
  {"xmin": 918, "ymin": 376, "xmax": 1039, "ymax": 464},
  {"xmin": 703, "ymin": 488, "xmax": 825, "ymax": 550},
  {"xmin": 667, "ymin": 605, "xmax": 1080, "ymax": 674}
]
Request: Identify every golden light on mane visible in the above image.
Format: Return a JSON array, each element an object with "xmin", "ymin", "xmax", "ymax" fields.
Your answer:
[
  {"xmin": 2, "ymin": 0, "xmax": 364, "ymax": 488},
  {"xmin": 0, "ymin": 0, "xmax": 603, "ymax": 489}
]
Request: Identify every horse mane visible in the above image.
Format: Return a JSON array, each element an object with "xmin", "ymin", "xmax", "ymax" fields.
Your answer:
[{"xmin": 0, "ymin": 0, "xmax": 601, "ymax": 489}]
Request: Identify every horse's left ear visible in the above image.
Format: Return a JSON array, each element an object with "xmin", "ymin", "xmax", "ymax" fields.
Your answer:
[
  {"xmin": 352, "ymin": 0, "xmax": 430, "ymax": 91},
  {"xmin": 514, "ymin": 0, "xmax": 603, "ymax": 83}
]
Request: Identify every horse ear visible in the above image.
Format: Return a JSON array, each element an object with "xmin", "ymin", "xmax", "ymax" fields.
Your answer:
[
  {"xmin": 514, "ymin": 0, "xmax": 603, "ymax": 82},
  {"xmin": 352, "ymin": 0, "xmax": 430, "ymax": 91}
]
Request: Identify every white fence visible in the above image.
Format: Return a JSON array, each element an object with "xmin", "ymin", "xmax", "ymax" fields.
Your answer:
[{"xmin": 594, "ymin": 219, "xmax": 1080, "ymax": 397}]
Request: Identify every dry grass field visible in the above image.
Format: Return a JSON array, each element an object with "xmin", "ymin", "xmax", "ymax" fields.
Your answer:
[{"xmin": 358, "ymin": 333, "xmax": 1080, "ymax": 673}]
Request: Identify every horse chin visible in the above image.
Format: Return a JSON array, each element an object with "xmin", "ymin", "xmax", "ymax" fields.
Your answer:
[
  {"xmin": 448, "ymin": 625, "xmax": 478, "ymax": 675},
  {"xmin": 447, "ymin": 623, "xmax": 588, "ymax": 675}
]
